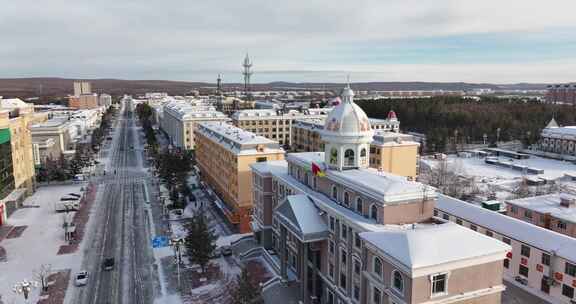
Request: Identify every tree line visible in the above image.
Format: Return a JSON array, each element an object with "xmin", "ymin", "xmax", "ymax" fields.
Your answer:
[{"xmin": 356, "ymin": 97, "xmax": 576, "ymax": 153}]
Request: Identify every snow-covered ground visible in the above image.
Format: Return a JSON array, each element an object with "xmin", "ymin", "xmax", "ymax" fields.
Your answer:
[
  {"xmin": 422, "ymin": 154, "xmax": 576, "ymax": 201},
  {"xmin": 0, "ymin": 184, "xmax": 85, "ymax": 303}
]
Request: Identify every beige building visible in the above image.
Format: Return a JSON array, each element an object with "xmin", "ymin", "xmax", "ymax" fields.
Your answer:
[
  {"xmin": 437, "ymin": 195, "xmax": 576, "ymax": 304},
  {"xmin": 0, "ymin": 98, "xmax": 36, "ymax": 194},
  {"xmin": 369, "ymin": 131, "xmax": 420, "ymax": 180},
  {"xmin": 291, "ymin": 114, "xmax": 419, "ymax": 179},
  {"xmin": 506, "ymin": 193, "xmax": 576, "ymax": 238},
  {"xmin": 250, "ymin": 85, "xmax": 510, "ymax": 304},
  {"xmin": 231, "ymin": 108, "xmax": 332, "ymax": 147},
  {"xmin": 215, "ymin": 96, "xmax": 255, "ymax": 115},
  {"xmin": 30, "ymin": 118, "xmax": 74, "ymax": 160},
  {"xmin": 160, "ymin": 101, "xmax": 228, "ymax": 150},
  {"xmin": 194, "ymin": 122, "xmax": 284, "ymax": 233}
]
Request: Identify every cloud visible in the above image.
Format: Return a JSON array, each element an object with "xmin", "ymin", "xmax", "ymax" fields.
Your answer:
[{"xmin": 1, "ymin": 0, "xmax": 575, "ymax": 82}]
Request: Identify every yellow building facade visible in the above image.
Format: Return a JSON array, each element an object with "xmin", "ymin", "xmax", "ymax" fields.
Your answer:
[
  {"xmin": 369, "ymin": 132, "xmax": 420, "ymax": 180},
  {"xmin": 194, "ymin": 122, "xmax": 284, "ymax": 233}
]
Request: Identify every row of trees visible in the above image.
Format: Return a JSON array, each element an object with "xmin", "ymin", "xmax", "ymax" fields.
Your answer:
[
  {"xmin": 357, "ymin": 97, "xmax": 576, "ymax": 153},
  {"xmin": 135, "ymin": 103, "xmax": 159, "ymax": 154}
]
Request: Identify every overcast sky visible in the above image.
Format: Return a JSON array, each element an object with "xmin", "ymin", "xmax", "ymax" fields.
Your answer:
[{"xmin": 1, "ymin": 0, "xmax": 575, "ymax": 83}]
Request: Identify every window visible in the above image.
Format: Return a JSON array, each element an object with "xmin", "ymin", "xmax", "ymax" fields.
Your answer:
[
  {"xmin": 434, "ymin": 210, "xmax": 438, "ymax": 216},
  {"xmin": 340, "ymin": 273, "xmax": 347, "ymax": 289},
  {"xmin": 442, "ymin": 214, "xmax": 449, "ymax": 220},
  {"xmin": 521, "ymin": 245, "xmax": 531, "ymax": 258},
  {"xmin": 313, "ymin": 177, "xmax": 317, "ymax": 189},
  {"xmin": 343, "ymin": 192, "xmax": 350, "ymax": 207},
  {"xmin": 372, "ymin": 287, "xmax": 382, "ymax": 304},
  {"xmin": 370, "ymin": 205, "xmax": 378, "ymax": 221},
  {"xmin": 502, "ymin": 237, "xmax": 511, "ymax": 245},
  {"xmin": 456, "ymin": 219, "xmax": 463, "ymax": 225},
  {"xmin": 504, "ymin": 259, "xmax": 510, "ymax": 269},
  {"xmin": 344, "ymin": 149, "xmax": 355, "ymax": 166},
  {"xmin": 524, "ymin": 210, "xmax": 533, "ymax": 219},
  {"xmin": 392, "ymin": 270, "xmax": 404, "ymax": 293},
  {"xmin": 330, "ymin": 148, "xmax": 338, "ymax": 165},
  {"xmin": 519, "ymin": 265, "xmax": 529, "ymax": 277},
  {"xmin": 373, "ymin": 257, "xmax": 383, "ymax": 277},
  {"xmin": 354, "ymin": 232, "xmax": 361, "ymax": 248},
  {"xmin": 329, "ymin": 240, "xmax": 335, "ymax": 255},
  {"xmin": 511, "ymin": 205, "xmax": 518, "ymax": 214},
  {"xmin": 327, "ymin": 290, "xmax": 335, "ymax": 304},
  {"xmin": 486, "ymin": 230, "xmax": 493, "ymax": 237},
  {"xmin": 340, "ymin": 249, "xmax": 347, "ymax": 265},
  {"xmin": 542, "ymin": 253, "xmax": 551, "ymax": 266},
  {"xmin": 431, "ymin": 273, "xmax": 447, "ymax": 295},
  {"xmin": 331, "ymin": 186, "xmax": 338, "ymax": 200},
  {"xmin": 356, "ymin": 198, "xmax": 363, "ymax": 214},
  {"xmin": 256, "ymin": 157, "xmax": 267, "ymax": 162},
  {"xmin": 353, "ymin": 284, "xmax": 360, "ymax": 301},
  {"xmin": 354, "ymin": 259, "xmax": 361, "ymax": 275},
  {"xmin": 562, "ymin": 284, "xmax": 574, "ymax": 299},
  {"xmin": 329, "ymin": 263, "xmax": 334, "ymax": 279},
  {"xmin": 541, "ymin": 276, "xmax": 550, "ymax": 294},
  {"xmin": 558, "ymin": 221, "xmax": 567, "ymax": 230},
  {"xmin": 566, "ymin": 262, "xmax": 576, "ymax": 277},
  {"xmin": 341, "ymin": 224, "xmax": 348, "ymax": 240},
  {"xmin": 330, "ymin": 217, "xmax": 335, "ymax": 231},
  {"xmin": 470, "ymin": 225, "xmax": 477, "ymax": 231}
]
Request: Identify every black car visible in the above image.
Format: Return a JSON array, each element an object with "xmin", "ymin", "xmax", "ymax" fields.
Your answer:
[{"xmin": 103, "ymin": 258, "xmax": 115, "ymax": 271}]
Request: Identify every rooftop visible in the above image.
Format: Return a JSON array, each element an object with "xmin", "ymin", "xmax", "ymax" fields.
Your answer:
[
  {"xmin": 30, "ymin": 118, "xmax": 70, "ymax": 129},
  {"xmin": 506, "ymin": 193, "xmax": 576, "ymax": 223},
  {"xmin": 196, "ymin": 122, "xmax": 284, "ymax": 155},
  {"xmin": 360, "ymin": 222, "xmax": 510, "ymax": 271},
  {"xmin": 163, "ymin": 101, "xmax": 227, "ymax": 121},
  {"xmin": 287, "ymin": 152, "xmax": 435, "ymax": 203},
  {"xmin": 372, "ymin": 131, "xmax": 419, "ymax": 147},
  {"xmin": 541, "ymin": 126, "xmax": 576, "ymax": 137},
  {"xmin": 436, "ymin": 194, "xmax": 576, "ymax": 263},
  {"xmin": 231, "ymin": 108, "xmax": 331, "ymax": 120}
]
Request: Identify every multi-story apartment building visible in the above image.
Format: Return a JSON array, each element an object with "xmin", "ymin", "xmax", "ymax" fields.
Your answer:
[
  {"xmin": 194, "ymin": 122, "xmax": 284, "ymax": 233},
  {"xmin": 505, "ymin": 193, "xmax": 576, "ymax": 238},
  {"xmin": 0, "ymin": 111, "xmax": 15, "ymax": 226},
  {"xmin": 160, "ymin": 101, "xmax": 228, "ymax": 150},
  {"xmin": 250, "ymin": 85, "xmax": 509, "ymax": 304},
  {"xmin": 436, "ymin": 195, "xmax": 576, "ymax": 304},
  {"xmin": 0, "ymin": 99, "xmax": 36, "ymax": 194},
  {"xmin": 290, "ymin": 112, "xmax": 418, "ymax": 179},
  {"xmin": 546, "ymin": 84, "xmax": 576, "ymax": 104},
  {"xmin": 231, "ymin": 108, "xmax": 332, "ymax": 147},
  {"xmin": 69, "ymin": 81, "xmax": 99, "ymax": 109}
]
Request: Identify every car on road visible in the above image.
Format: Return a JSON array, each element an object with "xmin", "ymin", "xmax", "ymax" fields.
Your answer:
[
  {"xmin": 75, "ymin": 271, "xmax": 89, "ymax": 286},
  {"xmin": 221, "ymin": 245, "xmax": 232, "ymax": 257},
  {"xmin": 103, "ymin": 257, "xmax": 115, "ymax": 271}
]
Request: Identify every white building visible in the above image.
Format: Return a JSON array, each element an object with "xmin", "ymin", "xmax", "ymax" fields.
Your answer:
[{"xmin": 160, "ymin": 101, "xmax": 228, "ymax": 150}]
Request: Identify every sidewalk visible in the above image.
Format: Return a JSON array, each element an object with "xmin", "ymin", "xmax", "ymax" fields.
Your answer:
[{"xmin": 0, "ymin": 184, "xmax": 86, "ymax": 304}]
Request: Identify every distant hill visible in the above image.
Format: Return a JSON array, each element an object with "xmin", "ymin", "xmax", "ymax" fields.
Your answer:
[{"xmin": 0, "ymin": 77, "xmax": 549, "ymax": 100}]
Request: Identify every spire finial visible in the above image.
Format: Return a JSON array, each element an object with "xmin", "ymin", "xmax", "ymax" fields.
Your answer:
[{"xmin": 346, "ymin": 75, "xmax": 351, "ymax": 88}]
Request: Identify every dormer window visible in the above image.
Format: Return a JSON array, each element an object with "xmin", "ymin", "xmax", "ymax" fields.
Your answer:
[
  {"xmin": 331, "ymin": 185, "xmax": 338, "ymax": 201},
  {"xmin": 343, "ymin": 192, "xmax": 350, "ymax": 207},
  {"xmin": 330, "ymin": 148, "xmax": 338, "ymax": 165}
]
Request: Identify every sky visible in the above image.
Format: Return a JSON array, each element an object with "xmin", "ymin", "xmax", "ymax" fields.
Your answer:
[{"xmin": 1, "ymin": 0, "xmax": 576, "ymax": 83}]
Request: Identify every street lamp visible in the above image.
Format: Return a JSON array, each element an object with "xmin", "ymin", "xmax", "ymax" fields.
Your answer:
[{"xmin": 13, "ymin": 279, "xmax": 38, "ymax": 302}]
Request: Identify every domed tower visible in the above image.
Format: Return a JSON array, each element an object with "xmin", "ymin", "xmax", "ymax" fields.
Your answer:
[{"xmin": 321, "ymin": 83, "xmax": 374, "ymax": 171}]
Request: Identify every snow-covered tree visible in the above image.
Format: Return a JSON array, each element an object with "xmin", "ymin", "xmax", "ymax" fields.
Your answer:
[
  {"xmin": 184, "ymin": 212, "xmax": 217, "ymax": 272},
  {"xmin": 232, "ymin": 267, "xmax": 264, "ymax": 304}
]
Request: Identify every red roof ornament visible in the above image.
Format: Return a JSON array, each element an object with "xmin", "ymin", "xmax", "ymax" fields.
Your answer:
[{"xmin": 387, "ymin": 110, "xmax": 397, "ymax": 120}]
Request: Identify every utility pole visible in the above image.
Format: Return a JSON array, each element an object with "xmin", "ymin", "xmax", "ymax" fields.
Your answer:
[{"xmin": 170, "ymin": 237, "xmax": 184, "ymax": 291}]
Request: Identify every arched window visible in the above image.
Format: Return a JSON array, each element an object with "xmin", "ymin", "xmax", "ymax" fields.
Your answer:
[
  {"xmin": 304, "ymin": 172, "xmax": 310, "ymax": 186},
  {"xmin": 371, "ymin": 205, "xmax": 378, "ymax": 221},
  {"xmin": 330, "ymin": 148, "xmax": 338, "ymax": 165},
  {"xmin": 360, "ymin": 148, "xmax": 367, "ymax": 165},
  {"xmin": 332, "ymin": 185, "xmax": 338, "ymax": 200},
  {"xmin": 356, "ymin": 198, "xmax": 363, "ymax": 214},
  {"xmin": 373, "ymin": 257, "xmax": 383, "ymax": 277},
  {"xmin": 344, "ymin": 149, "xmax": 355, "ymax": 166},
  {"xmin": 313, "ymin": 176, "xmax": 317, "ymax": 189},
  {"xmin": 343, "ymin": 192, "xmax": 350, "ymax": 207},
  {"xmin": 392, "ymin": 270, "xmax": 404, "ymax": 293}
]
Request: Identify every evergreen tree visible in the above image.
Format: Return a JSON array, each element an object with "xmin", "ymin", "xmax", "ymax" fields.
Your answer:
[
  {"xmin": 185, "ymin": 212, "xmax": 217, "ymax": 272},
  {"xmin": 232, "ymin": 267, "xmax": 264, "ymax": 304}
]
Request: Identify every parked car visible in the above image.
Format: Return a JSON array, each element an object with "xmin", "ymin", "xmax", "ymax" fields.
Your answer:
[
  {"xmin": 75, "ymin": 271, "xmax": 89, "ymax": 286},
  {"xmin": 103, "ymin": 258, "xmax": 115, "ymax": 271},
  {"xmin": 221, "ymin": 245, "xmax": 232, "ymax": 257},
  {"xmin": 211, "ymin": 248, "xmax": 222, "ymax": 259},
  {"xmin": 55, "ymin": 201, "xmax": 80, "ymax": 212}
]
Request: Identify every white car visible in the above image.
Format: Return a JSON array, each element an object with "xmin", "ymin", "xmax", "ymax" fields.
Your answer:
[{"xmin": 75, "ymin": 271, "xmax": 89, "ymax": 286}]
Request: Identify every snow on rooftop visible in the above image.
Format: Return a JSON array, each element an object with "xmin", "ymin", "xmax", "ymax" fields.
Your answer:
[
  {"xmin": 276, "ymin": 195, "xmax": 328, "ymax": 240},
  {"xmin": 542, "ymin": 126, "xmax": 576, "ymax": 137},
  {"xmin": 287, "ymin": 152, "xmax": 435, "ymax": 203},
  {"xmin": 436, "ymin": 194, "xmax": 576, "ymax": 263},
  {"xmin": 196, "ymin": 122, "xmax": 284, "ymax": 155},
  {"xmin": 506, "ymin": 193, "xmax": 576, "ymax": 223},
  {"xmin": 360, "ymin": 222, "xmax": 510, "ymax": 271}
]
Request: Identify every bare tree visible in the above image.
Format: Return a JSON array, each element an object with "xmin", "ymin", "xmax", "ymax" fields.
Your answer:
[{"xmin": 33, "ymin": 264, "xmax": 52, "ymax": 292}]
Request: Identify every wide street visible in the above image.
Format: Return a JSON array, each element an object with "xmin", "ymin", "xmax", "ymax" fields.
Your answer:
[{"xmin": 69, "ymin": 99, "xmax": 157, "ymax": 304}]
